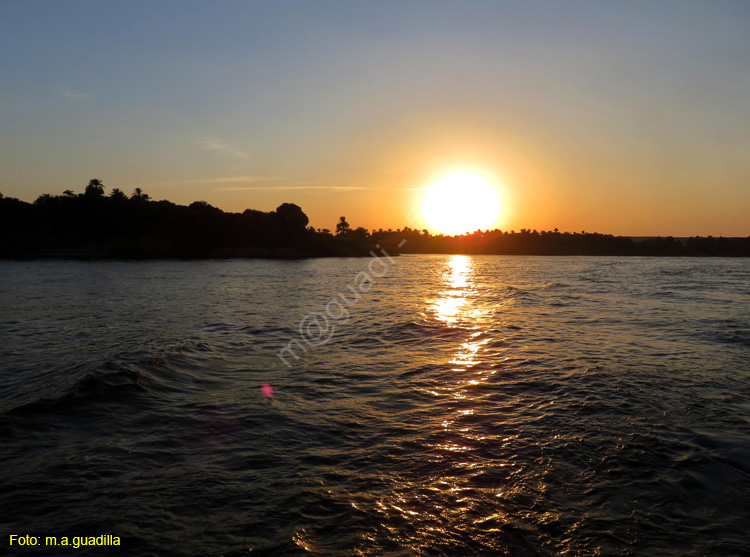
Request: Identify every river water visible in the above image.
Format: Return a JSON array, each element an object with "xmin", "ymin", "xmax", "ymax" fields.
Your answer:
[{"xmin": 1, "ymin": 256, "xmax": 749, "ymax": 556}]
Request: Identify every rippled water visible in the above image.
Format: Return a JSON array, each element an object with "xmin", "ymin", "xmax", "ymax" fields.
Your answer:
[{"xmin": 1, "ymin": 256, "xmax": 749, "ymax": 556}]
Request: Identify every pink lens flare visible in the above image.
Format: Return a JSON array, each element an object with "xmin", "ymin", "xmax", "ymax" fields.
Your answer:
[{"xmin": 261, "ymin": 384, "xmax": 274, "ymax": 398}]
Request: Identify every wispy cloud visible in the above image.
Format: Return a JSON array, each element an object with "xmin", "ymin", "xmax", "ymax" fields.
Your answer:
[
  {"xmin": 198, "ymin": 138, "xmax": 250, "ymax": 160},
  {"xmin": 144, "ymin": 176, "xmax": 428, "ymax": 192},
  {"xmin": 215, "ymin": 180, "xmax": 430, "ymax": 192},
  {"xmin": 61, "ymin": 89, "xmax": 92, "ymax": 101},
  {"xmin": 216, "ymin": 185, "xmax": 370, "ymax": 191},
  {"xmin": 142, "ymin": 176, "xmax": 280, "ymax": 187}
]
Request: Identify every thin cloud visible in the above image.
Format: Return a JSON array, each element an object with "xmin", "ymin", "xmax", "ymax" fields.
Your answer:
[
  {"xmin": 198, "ymin": 138, "xmax": 250, "ymax": 160},
  {"xmin": 216, "ymin": 185, "xmax": 370, "ymax": 191},
  {"xmin": 61, "ymin": 89, "xmax": 92, "ymax": 101},
  {"xmin": 144, "ymin": 176, "xmax": 429, "ymax": 191},
  {"xmin": 213, "ymin": 181, "xmax": 429, "ymax": 192},
  {"xmin": 148, "ymin": 176, "xmax": 281, "ymax": 187}
]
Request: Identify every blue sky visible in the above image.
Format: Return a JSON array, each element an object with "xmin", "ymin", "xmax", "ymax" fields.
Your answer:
[{"xmin": 1, "ymin": 1, "xmax": 749, "ymax": 235}]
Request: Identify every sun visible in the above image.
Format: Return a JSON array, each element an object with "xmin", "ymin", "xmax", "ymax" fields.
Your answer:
[{"xmin": 422, "ymin": 172, "xmax": 501, "ymax": 236}]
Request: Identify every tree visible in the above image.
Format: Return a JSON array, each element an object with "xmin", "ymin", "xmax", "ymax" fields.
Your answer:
[
  {"xmin": 273, "ymin": 203, "xmax": 309, "ymax": 241},
  {"xmin": 110, "ymin": 188, "xmax": 127, "ymax": 200},
  {"xmin": 335, "ymin": 216, "xmax": 350, "ymax": 235},
  {"xmin": 131, "ymin": 187, "xmax": 150, "ymax": 201},
  {"xmin": 85, "ymin": 179, "xmax": 105, "ymax": 197},
  {"xmin": 189, "ymin": 200, "xmax": 220, "ymax": 212},
  {"xmin": 63, "ymin": 189, "xmax": 75, "ymax": 197},
  {"xmin": 351, "ymin": 226, "xmax": 369, "ymax": 241},
  {"xmin": 34, "ymin": 193, "xmax": 54, "ymax": 205}
]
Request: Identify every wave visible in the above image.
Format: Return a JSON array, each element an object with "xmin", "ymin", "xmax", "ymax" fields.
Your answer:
[
  {"xmin": 2, "ymin": 361, "xmax": 151, "ymax": 419},
  {"xmin": 381, "ymin": 320, "xmax": 470, "ymax": 342},
  {"xmin": 0, "ymin": 338, "xmax": 229, "ymax": 420}
]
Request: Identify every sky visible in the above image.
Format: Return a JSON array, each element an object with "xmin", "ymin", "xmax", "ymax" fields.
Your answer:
[{"xmin": 1, "ymin": 0, "xmax": 749, "ymax": 236}]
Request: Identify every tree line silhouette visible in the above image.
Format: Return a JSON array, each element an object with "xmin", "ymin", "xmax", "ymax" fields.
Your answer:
[
  {"xmin": 1, "ymin": 180, "xmax": 748, "ymax": 258},
  {"xmin": 386, "ymin": 227, "xmax": 750, "ymax": 256},
  {"xmin": 0, "ymin": 180, "xmax": 387, "ymax": 258}
]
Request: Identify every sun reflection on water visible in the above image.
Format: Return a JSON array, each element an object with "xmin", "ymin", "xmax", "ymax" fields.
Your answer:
[
  {"xmin": 360, "ymin": 255, "xmax": 536, "ymax": 555},
  {"xmin": 431, "ymin": 255, "xmax": 492, "ymax": 372},
  {"xmin": 358, "ymin": 255, "xmax": 524, "ymax": 554},
  {"xmin": 450, "ymin": 331, "xmax": 491, "ymax": 368},
  {"xmin": 431, "ymin": 255, "xmax": 474, "ymax": 326}
]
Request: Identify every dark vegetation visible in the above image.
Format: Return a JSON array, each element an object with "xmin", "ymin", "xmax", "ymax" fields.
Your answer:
[
  {"xmin": 0, "ymin": 180, "xmax": 392, "ymax": 258},
  {"xmin": 1, "ymin": 180, "xmax": 748, "ymax": 258},
  {"xmin": 392, "ymin": 228, "xmax": 750, "ymax": 257}
]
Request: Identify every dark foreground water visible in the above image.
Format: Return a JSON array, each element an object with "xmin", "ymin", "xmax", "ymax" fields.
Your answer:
[{"xmin": 1, "ymin": 256, "xmax": 749, "ymax": 556}]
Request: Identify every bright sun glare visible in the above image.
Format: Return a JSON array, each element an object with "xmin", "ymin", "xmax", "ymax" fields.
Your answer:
[{"xmin": 422, "ymin": 172, "xmax": 500, "ymax": 236}]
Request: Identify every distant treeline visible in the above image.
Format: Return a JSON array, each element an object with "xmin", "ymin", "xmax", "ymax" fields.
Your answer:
[
  {"xmin": 391, "ymin": 228, "xmax": 750, "ymax": 257},
  {"xmin": 1, "ymin": 180, "xmax": 748, "ymax": 258},
  {"xmin": 0, "ymin": 180, "xmax": 388, "ymax": 258}
]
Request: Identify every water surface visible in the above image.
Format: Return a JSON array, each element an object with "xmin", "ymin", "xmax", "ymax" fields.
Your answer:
[{"xmin": 1, "ymin": 256, "xmax": 749, "ymax": 555}]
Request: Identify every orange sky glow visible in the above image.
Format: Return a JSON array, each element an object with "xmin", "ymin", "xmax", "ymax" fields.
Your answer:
[{"xmin": 1, "ymin": 1, "xmax": 748, "ymax": 237}]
